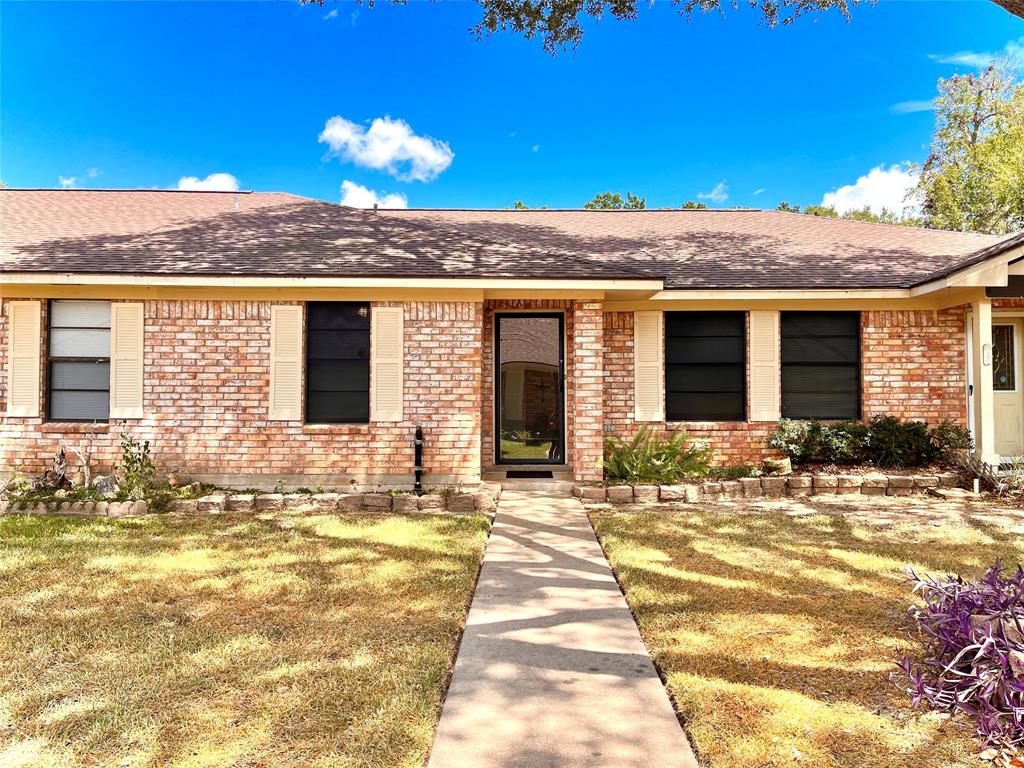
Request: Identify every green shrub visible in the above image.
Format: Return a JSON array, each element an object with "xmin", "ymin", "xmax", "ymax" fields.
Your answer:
[
  {"xmin": 603, "ymin": 427, "xmax": 712, "ymax": 484},
  {"xmin": 769, "ymin": 416, "xmax": 974, "ymax": 468},
  {"xmin": 117, "ymin": 430, "xmax": 155, "ymax": 499}
]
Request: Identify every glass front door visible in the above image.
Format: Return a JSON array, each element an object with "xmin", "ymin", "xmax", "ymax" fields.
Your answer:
[{"xmin": 495, "ymin": 313, "xmax": 565, "ymax": 464}]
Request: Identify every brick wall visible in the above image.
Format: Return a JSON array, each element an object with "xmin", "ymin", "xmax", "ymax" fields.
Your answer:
[
  {"xmin": 861, "ymin": 308, "xmax": 967, "ymax": 424},
  {"xmin": 0, "ymin": 298, "xmax": 482, "ymax": 487},
  {"xmin": 571, "ymin": 300, "xmax": 604, "ymax": 482},
  {"xmin": 603, "ymin": 307, "xmax": 970, "ymax": 467}
]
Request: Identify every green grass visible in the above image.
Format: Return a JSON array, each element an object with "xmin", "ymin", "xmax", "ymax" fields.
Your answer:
[
  {"xmin": 0, "ymin": 511, "xmax": 490, "ymax": 768},
  {"xmin": 591, "ymin": 505, "xmax": 1024, "ymax": 768}
]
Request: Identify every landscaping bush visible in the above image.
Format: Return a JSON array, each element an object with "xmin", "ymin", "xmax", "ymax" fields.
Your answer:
[
  {"xmin": 769, "ymin": 416, "xmax": 973, "ymax": 468},
  {"xmin": 896, "ymin": 562, "xmax": 1024, "ymax": 755},
  {"xmin": 117, "ymin": 430, "xmax": 155, "ymax": 499},
  {"xmin": 603, "ymin": 426, "xmax": 711, "ymax": 484}
]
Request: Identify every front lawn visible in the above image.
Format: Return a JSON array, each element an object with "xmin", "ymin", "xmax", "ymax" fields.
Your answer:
[
  {"xmin": 590, "ymin": 501, "xmax": 1024, "ymax": 768},
  {"xmin": 0, "ymin": 511, "xmax": 490, "ymax": 768}
]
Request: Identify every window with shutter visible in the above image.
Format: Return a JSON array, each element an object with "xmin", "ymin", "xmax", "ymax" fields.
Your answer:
[
  {"xmin": 48, "ymin": 300, "xmax": 111, "ymax": 422},
  {"xmin": 110, "ymin": 303, "xmax": 144, "ymax": 419},
  {"xmin": 749, "ymin": 310, "xmax": 781, "ymax": 422},
  {"xmin": 634, "ymin": 311, "xmax": 664, "ymax": 422},
  {"xmin": 665, "ymin": 312, "xmax": 745, "ymax": 421},
  {"xmin": 305, "ymin": 302, "xmax": 371, "ymax": 423},
  {"xmin": 7, "ymin": 301, "xmax": 42, "ymax": 417},
  {"xmin": 781, "ymin": 311, "xmax": 861, "ymax": 420},
  {"xmin": 269, "ymin": 305, "xmax": 304, "ymax": 422},
  {"xmin": 370, "ymin": 306, "xmax": 404, "ymax": 423}
]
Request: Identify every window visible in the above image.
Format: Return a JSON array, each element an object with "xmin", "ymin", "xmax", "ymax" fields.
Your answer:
[
  {"xmin": 665, "ymin": 312, "xmax": 746, "ymax": 421},
  {"xmin": 305, "ymin": 302, "xmax": 371, "ymax": 423},
  {"xmin": 48, "ymin": 300, "xmax": 111, "ymax": 422},
  {"xmin": 992, "ymin": 324, "xmax": 1016, "ymax": 391},
  {"xmin": 781, "ymin": 311, "xmax": 860, "ymax": 420}
]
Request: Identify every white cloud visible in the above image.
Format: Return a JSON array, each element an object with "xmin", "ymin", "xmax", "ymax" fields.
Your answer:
[
  {"xmin": 753, "ymin": 187, "xmax": 766, "ymax": 196},
  {"xmin": 58, "ymin": 175, "xmax": 77, "ymax": 188},
  {"xmin": 86, "ymin": 167, "xmax": 101, "ymax": 178},
  {"xmin": 323, "ymin": 8, "xmax": 338, "ymax": 20},
  {"xmin": 697, "ymin": 180, "xmax": 729, "ymax": 204},
  {"xmin": 318, "ymin": 115, "xmax": 454, "ymax": 183},
  {"xmin": 531, "ymin": 144, "xmax": 540, "ymax": 153},
  {"xmin": 176, "ymin": 172, "xmax": 240, "ymax": 191},
  {"xmin": 821, "ymin": 163, "xmax": 920, "ymax": 216},
  {"xmin": 929, "ymin": 36, "xmax": 1024, "ymax": 71},
  {"xmin": 890, "ymin": 99, "xmax": 934, "ymax": 114},
  {"xmin": 339, "ymin": 180, "xmax": 408, "ymax": 209}
]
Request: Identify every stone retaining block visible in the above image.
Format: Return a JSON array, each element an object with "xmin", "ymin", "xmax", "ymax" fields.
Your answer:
[
  {"xmin": 583, "ymin": 472, "xmax": 962, "ymax": 506},
  {"xmin": 226, "ymin": 494, "xmax": 255, "ymax": 512},
  {"xmin": 363, "ymin": 494, "xmax": 393, "ymax": 512}
]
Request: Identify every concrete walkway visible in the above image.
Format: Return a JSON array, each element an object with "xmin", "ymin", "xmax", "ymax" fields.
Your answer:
[{"xmin": 428, "ymin": 490, "xmax": 698, "ymax": 768}]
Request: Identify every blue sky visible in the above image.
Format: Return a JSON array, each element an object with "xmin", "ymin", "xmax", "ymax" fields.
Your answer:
[{"xmin": 1, "ymin": 0, "xmax": 1021, "ymax": 211}]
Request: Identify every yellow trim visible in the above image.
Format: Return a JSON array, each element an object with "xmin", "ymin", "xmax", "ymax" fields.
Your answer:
[{"xmin": 1, "ymin": 272, "xmax": 661, "ymax": 292}]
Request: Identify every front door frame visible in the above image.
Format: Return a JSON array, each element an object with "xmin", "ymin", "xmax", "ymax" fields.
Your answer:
[
  {"xmin": 967, "ymin": 308, "xmax": 1024, "ymax": 462},
  {"xmin": 493, "ymin": 311, "xmax": 566, "ymax": 466}
]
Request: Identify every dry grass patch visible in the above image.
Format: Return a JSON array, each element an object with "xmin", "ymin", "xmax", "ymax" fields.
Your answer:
[
  {"xmin": 0, "ymin": 511, "xmax": 490, "ymax": 768},
  {"xmin": 590, "ymin": 502, "xmax": 1024, "ymax": 768}
]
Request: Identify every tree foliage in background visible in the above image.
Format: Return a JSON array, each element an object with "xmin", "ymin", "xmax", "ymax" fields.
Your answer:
[
  {"xmin": 303, "ymin": 0, "xmax": 1021, "ymax": 52},
  {"xmin": 775, "ymin": 201, "xmax": 923, "ymax": 227},
  {"xmin": 681, "ymin": 200, "xmax": 708, "ymax": 209},
  {"xmin": 915, "ymin": 64, "xmax": 1024, "ymax": 235},
  {"xmin": 584, "ymin": 191, "xmax": 646, "ymax": 209}
]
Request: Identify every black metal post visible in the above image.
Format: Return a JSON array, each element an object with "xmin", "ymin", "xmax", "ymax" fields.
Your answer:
[{"xmin": 414, "ymin": 426, "xmax": 424, "ymax": 495}]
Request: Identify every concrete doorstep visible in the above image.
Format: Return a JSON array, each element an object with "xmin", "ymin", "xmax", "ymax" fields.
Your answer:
[{"xmin": 427, "ymin": 490, "xmax": 698, "ymax": 768}]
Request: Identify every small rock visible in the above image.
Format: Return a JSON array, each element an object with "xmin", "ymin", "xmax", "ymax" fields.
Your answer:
[
  {"xmin": 417, "ymin": 495, "xmax": 445, "ymax": 512},
  {"xmin": 739, "ymin": 477, "xmax": 763, "ymax": 498},
  {"xmin": 761, "ymin": 477, "xmax": 787, "ymax": 497},
  {"xmin": 196, "ymin": 494, "xmax": 226, "ymax": 514},
  {"xmin": 720, "ymin": 481, "xmax": 742, "ymax": 499},
  {"xmin": 787, "ymin": 476, "xmax": 813, "ymax": 497},
  {"xmin": 633, "ymin": 485, "xmax": 659, "ymax": 504},
  {"xmin": 363, "ymin": 494, "xmax": 393, "ymax": 512},
  {"xmin": 225, "ymin": 494, "xmax": 254, "ymax": 512},
  {"xmin": 812, "ymin": 475, "xmax": 838, "ymax": 494},
  {"xmin": 310, "ymin": 493, "xmax": 342, "ymax": 511},
  {"xmin": 131, "ymin": 500, "xmax": 148, "ymax": 516},
  {"xmin": 606, "ymin": 486, "xmax": 634, "ymax": 505},
  {"xmin": 660, "ymin": 484, "xmax": 699, "ymax": 502},
  {"xmin": 170, "ymin": 499, "xmax": 197, "ymax": 514},
  {"xmin": 446, "ymin": 494, "xmax": 476, "ymax": 514},
  {"xmin": 92, "ymin": 475, "xmax": 119, "ymax": 496},
  {"xmin": 255, "ymin": 494, "xmax": 284, "ymax": 512},
  {"xmin": 391, "ymin": 495, "xmax": 418, "ymax": 513}
]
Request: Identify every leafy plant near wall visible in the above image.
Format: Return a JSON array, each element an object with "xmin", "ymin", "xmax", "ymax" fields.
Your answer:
[
  {"xmin": 117, "ymin": 430, "xmax": 155, "ymax": 500},
  {"xmin": 603, "ymin": 426, "xmax": 711, "ymax": 484},
  {"xmin": 769, "ymin": 416, "xmax": 972, "ymax": 468},
  {"xmin": 895, "ymin": 561, "xmax": 1024, "ymax": 756}
]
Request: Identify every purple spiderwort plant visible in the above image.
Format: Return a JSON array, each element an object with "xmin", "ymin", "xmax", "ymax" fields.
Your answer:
[{"xmin": 895, "ymin": 561, "xmax": 1024, "ymax": 752}]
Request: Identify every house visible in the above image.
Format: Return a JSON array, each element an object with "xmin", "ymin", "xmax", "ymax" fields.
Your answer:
[{"xmin": 2, "ymin": 188, "xmax": 1023, "ymax": 488}]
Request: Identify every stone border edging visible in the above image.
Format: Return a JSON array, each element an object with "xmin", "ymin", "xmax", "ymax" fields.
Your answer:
[
  {"xmin": 0, "ymin": 483, "xmax": 502, "ymax": 519},
  {"xmin": 574, "ymin": 472, "xmax": 962, "ymax": 504}
]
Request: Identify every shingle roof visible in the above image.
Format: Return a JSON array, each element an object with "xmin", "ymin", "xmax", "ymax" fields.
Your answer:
[{"xmin": 1, "ymin": 189, "xmax": 1018, "ymax": 289}]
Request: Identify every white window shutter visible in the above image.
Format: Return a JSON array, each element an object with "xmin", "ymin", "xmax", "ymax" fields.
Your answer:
[
  {"xmin": 371, "ymin": 306, "xmax": 404, "ymax": 423},
  {"xmin": 269, "ymin": 305, "xmax": 303, "ymax": 421},
  {"xmin": 633, "ymin": 311, "xmax": 664, "ymax": 422},
  {"xmin": 110, "ymin": 302, "xmax": 145, "ymax": 419},
  {"xmin": 6, "ymin": 301, "xmax": 41, "ymax": 417},
  {"xmin": 749, "ymin": 310, "xmax": 781, "ymax": 421}
]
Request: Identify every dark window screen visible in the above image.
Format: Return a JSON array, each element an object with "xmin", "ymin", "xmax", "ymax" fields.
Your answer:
[
  {"xmin": 665, "ymin": 312, "xmax": 746, "ymax": 421},
  {"xmin": 305, "ymin": 302, "xmax": 370, "ymax": 424},
  {"xmin": 781, "ymin": 311, "xmax": 860, "ymax": 420}
]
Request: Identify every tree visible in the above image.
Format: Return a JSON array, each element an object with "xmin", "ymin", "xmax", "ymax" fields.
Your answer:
[
  {"xmin": 915, "ymin": 63, "xmax": 1024, "ymax": 235},
  {"xmin": 512, "ymin": 200, "xmax": 529, "ymax": 209},
  {"xmin": 681, "ymin": 200, "xmax": 708, "ymax": 209},
  {"xmin": 775, "ymin": 201, "xmax": 923, "ymax": 227},
  {"xmin": 776, "ymin": 201, "xmax": 801, "ymax": 213},
  {"xmin": 584, "ymin": 191, "xmax": 646, "ymax": 209},
  {"xmin": 303, "ymin": 0, "xmax": 1023, "ymax": 53}
]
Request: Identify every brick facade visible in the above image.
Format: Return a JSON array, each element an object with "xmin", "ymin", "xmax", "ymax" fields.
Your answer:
[
  {"xmin": 603, "ymin": 308, "xmax": 971, "ymax": 467},
  {"xmin": 0, "ymin": 298, "xmax": 482, "ymax": 488},
  {"xmin": 0, "ymin": 298, "xmax": 977, "ymax": 483}
]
